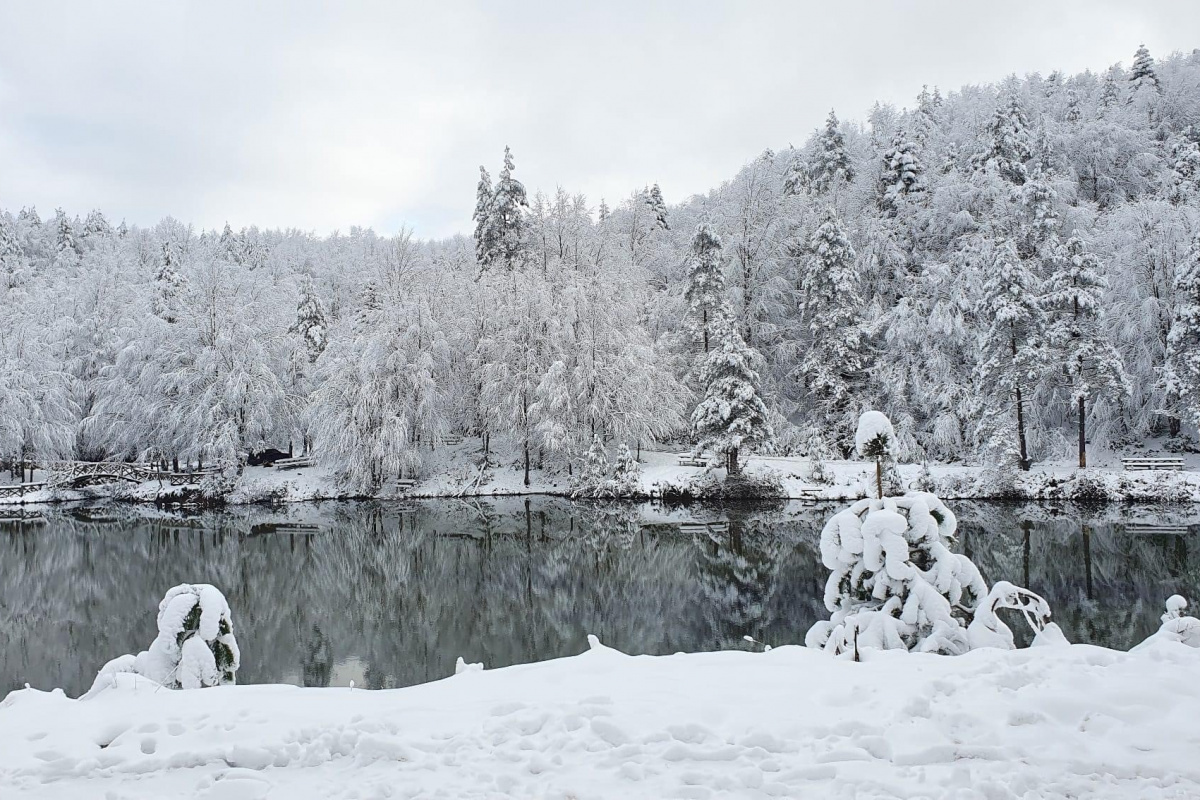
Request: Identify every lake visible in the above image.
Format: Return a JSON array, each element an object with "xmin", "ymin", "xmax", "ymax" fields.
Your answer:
[{"xmin": 2, "ymin": 498, "xmax": 1196, "ymax": 697}]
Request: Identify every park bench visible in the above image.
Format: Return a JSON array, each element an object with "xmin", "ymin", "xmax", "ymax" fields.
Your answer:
[
  {"xmin": 1121, "ymin": 457, "xmax": 1185, "ymax": 471},
  {"xmin": 797, "ymin": 487, "xmax": 822, "ymax": 504},
  {"xmin": 273, "ymin": 456, "xmax": 315, "ymax": 470},
  {"xmin": 440, "ymin": 434, "xmax": 463, "ymax": 446},
  {"xmin": 677, "ymin": 453, "xmax": 711, "ymax": 467},
  {"xmin": 1125, "ymin": 522, "xmax": 1189, "ymax": 535}
]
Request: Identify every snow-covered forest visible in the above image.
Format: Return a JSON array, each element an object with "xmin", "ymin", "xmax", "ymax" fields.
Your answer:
[{"xmin": 5, "ymin": 45, "xmax": 1200, "ymax": 490}]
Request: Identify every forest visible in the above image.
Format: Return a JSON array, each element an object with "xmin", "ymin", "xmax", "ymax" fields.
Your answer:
[{"xmin": 3, "ymin": 45, "xmax": 1200, "ymax": 491}]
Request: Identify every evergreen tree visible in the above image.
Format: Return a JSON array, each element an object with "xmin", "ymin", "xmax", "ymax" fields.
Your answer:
[
  {"xmin": 1099, "ymin": 65, "xmax": 1122, "ymax": 110},
  {"xmin": 472, "ymin": 165, "xmax": 494, "ymax": 268},
  {"xmin": 153, "ymin": 242, "xmax": 185, "ymax": 324},
  {"xmin": 54, "ymin": 207, "xmax": 80, "ymax": 263},
  {"xmin": 646, "ymin": 183, "xmax": 669, "ymax": 230},
  {"xmin": 878, "ymin": 130, "xmax": 924, "ymax": 211},
  {"xmin": 490, "ymin": 146, "xmax": 528, "ymax": 270},
  {"xmin": 1129, "ymin": 44, "xmax": 1160, "ymax": 93},
  {"xmin": 975, "ymin": 234, "xmax": 1045, "ymax": 470},
  {"xmin": 684, "ymin": 224, "xmax": 728, "ymax": 354},
  {"xmin": 691, "ymin": 314, "xmax": 773, "ymax": 474},
  {"xmin": 797, "ymin": 207, "xmax": 866, "ymax": 452},
  {"xmin": 597, "ymin": 198, "xmax": 610, "ymax": 223},
  {"xmin": 978, "ymin": 95, "xmax": 1034, "ymax": 185},
  {"xmin": 0, "ymin": 215, "xmax": 23, "ymax": 290},
  {"xmin": 83, "ymin": 209, "xmax": 112, "ymax": 240},
  {"xmin": 1045, "ymin": 237, "xmax": 1128, "ymax": 466},
  {"xmin": 805, "ymin": 110, "xmax": 855, "ymax": 194},
  {"xmin": 290, "ymin": 275, "xmax": 328, "ymax": 363}
]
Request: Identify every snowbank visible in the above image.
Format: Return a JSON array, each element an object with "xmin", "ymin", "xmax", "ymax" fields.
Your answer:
[{"xmin": 2, "ymin": 638, "xmax": 1199, "ymax": 798}]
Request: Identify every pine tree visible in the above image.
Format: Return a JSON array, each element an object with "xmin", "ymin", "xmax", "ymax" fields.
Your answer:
[
  {"xmin": 54, "ymin": 207, "xmax": 80, "ymax": 263},
  {"xmin": 154, "ymin": 242, "xmax": 186, "ymax": 323},
  {"xmin": 975, "ymin": 234, "xmax": 1045, "ymax": 470},
  {"xmin": 83, "ymin": 209, "xmax": 112, "ymax": 240},
  {"xmin": 978, "ymin": 95, "xmax": 1033, "ymax": 185},
  {"xmin": 806, "ymin": 110, "xmax": 855, "ymax": 194},
  {"xmin": 290, "ymin": 275, "xmax": 328, "ymax": 363},
  {"xmin": 1065, "ymin": 88, "xmax": 1081, "ymax": 124},
  {"xmin": 0, "ymin": 215, "xmax": 22, "ymax": 290},
  {"xmin": 1129, "ymin": 44, "xmax": 1160, "ymax": 93},
  {"xmin": 1168, "ymin": 132, "xmax": 1200, "ymax": 203},
  {"xmin": 1099, "ymin": 65, "xmax": 1122, "ymax": 110},
  {"xmin": 597, "ymin": 198, "xmax": 610, "ymax": 223},
  {"xmin": 1166, "ymin": 235, "xmax": 1200, "ymax": 431},
  {"xmin": 797, "ymin": 207, "xmax": 866, "ymax": 452},
  {"xmin": 646, "ymin": 183, "xmax": 669, "ymax": 230},
  {"xmin": 684, "ymin": 224, "xmax": 728, "ymax": 354},
  {"xmin": 878, "ymin": 130, "xmax": 924, "ymax": 212},
  {"xmin": 472, "ymin": 165, "xmax": 494, "ymax": 268},
  {"xmin": 691, "ymin": 314, "xmax": 773, "ymax": 474},
  {"xmin": 1045, "ymin": 237, "xmax": 1128, "ymax": 466},
  {"xmin": 490, "ymin": 146, "xmax": 528, "ymax": 270}
]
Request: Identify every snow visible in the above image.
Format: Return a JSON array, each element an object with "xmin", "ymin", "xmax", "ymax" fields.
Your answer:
[
  {"xmin": 855, "ymin": 410, "xmax": 895, "ymax": 458},
  {"xmin": 13, "ymin": 444, "xmax": 1200, "ymax": 505},
  {"xmin": 3, "ymin": 638, "xmax": 1200, "ymax": 798}
]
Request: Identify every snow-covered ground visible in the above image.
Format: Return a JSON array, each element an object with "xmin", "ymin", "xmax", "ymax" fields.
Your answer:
[
  {"xmin": 6, "ymin": 439, "xmax": 1200, "ymax": 506},
  {"xmin": 3, "ymin": 637, "xmax": 1199, "ymax": 799}
]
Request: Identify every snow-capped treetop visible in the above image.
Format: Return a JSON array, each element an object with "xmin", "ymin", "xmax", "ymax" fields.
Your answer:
[
  {"xmin": 855, "ymin": 410, "xmax": 895, "ymax": 459},
  {"xmin": 1129, "ymin": 44, "xmax": 1159, "ymax": 92}
]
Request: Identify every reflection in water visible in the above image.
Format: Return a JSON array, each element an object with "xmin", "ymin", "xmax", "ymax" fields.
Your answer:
[{"xmin": 1, "ymin": 499, "xmax": 1197, "ymax": 696}]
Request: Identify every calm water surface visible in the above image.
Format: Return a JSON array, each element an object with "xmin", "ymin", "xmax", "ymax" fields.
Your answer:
[{"xmin": 2, "ymin": 498, "xmax": 1197, "ymax": 697}]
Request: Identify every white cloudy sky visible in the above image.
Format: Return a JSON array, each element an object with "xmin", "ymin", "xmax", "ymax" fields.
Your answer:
[{"xmin": 1, "ymin": 1, "xmax": 1198, "ymax": 238}]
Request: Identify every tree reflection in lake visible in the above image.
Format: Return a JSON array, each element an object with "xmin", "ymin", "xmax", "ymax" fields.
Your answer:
[{"xmin": 1, "ymin": 498, "xmax": 1197, "ymax": 696}]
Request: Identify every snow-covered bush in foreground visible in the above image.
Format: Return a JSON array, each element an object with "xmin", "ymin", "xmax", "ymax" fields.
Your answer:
[
  {"xmin": 86, "ymin": 584, "xmax": 240, "ymax": 696},
  {"xmin": 1136, "ymin": 594, "xmax": 1200, "ymax": 650},
  {"xmin": 806, "ymin": 492, "xmax": 1056, "ymax": 656}
]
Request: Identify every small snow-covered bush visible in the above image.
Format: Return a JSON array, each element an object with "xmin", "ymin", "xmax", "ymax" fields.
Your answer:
[
  {"xmin": 806, "ymin": 492, "xmax": 1054, "ymax": 657},
  {"xmin": 572, "ymin": 439, "xmax": 644, "ymax": 498},
  {"xmin": 87, "ymin": 583, "xmax": 240, "ymax": 695},
  {"xmin": 1136, "ymin": 595, "xmax": 1200, "ymax": 649}
]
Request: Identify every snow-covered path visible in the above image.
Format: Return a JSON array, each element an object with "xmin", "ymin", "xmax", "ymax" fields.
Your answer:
[{"xmin": 3, "ymin": 638, "xmax": 1199, "ymax": 799}]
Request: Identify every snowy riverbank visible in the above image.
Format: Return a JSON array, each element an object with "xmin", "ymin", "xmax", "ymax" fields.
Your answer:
[
  {"xmin": 7, "ymin": 443, "xmax": 1200, "ymax": 506},
  {"xmin": 3, "ymin": 636, "xmax": 1199, "ymax": 799}
]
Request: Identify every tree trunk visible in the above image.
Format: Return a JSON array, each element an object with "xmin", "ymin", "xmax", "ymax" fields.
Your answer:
[
  {"xmin": 1015, "ymin": 384, "xmax": 1030, "ymax": 470},
  {"xmin": 1078, "ymin": 395, "xmax": 1087, "ymax": 469},
  {"xmin": 875, "ymin": 458, "xmax": 883, "ymax": 499},
  {"xmin": 523, "ymin": 441, "xmax": 530, "ymax": 487},
  {"xmin": 727, "ymin": 448, "xmax": 739, "ymax": 475}
]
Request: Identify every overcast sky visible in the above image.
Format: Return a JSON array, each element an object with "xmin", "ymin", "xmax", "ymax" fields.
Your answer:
[{"xmin": 1, "ymin": 1, "xmax": 1198, "ymax": 239}]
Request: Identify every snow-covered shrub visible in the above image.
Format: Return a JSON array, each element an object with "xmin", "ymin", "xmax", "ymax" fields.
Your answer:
[
  {"xmin": 610, "ymin": 443, "xmax": 641, "ymax": 496},
  {"xmin": 87, "ymin": 583, "xmax": 240, "ymax": 695},
  {"xmin": 1136, "ymin": 595, "xmax": 1200, "ymax": 649},
  {"xmin": 571, "ymin": 437, "xmax": 643, "ymax": 498},
  {"xmin": 806, "ymin": 493, "xmax": 1053, "ymax": 657}
]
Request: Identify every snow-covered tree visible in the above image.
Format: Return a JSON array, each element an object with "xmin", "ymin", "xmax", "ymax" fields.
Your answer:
[
  {"xmin": 684, "ymin": 223, "xmax": 728, "ymax": 354},
  {"xmin": 1165, "ymin": 235, "xmax": 1200, "ymax": 432},
  {"xmin": 489, "ymin": 146, "xmax": 528, "ymax": 270},
  {"xmin": 691, "ymin": 314, "xmax": 773, "ymax": 474},
  {"xmin": 878, "ymin": 130, "xmax": 924, "ymax": 211},
  {"xmin": 1128, "ymin": 44, "xmax": 1160, "ymax": 94},
  {"xmin": 1044, "ymin": 237, "xmax": 1127, "ymax": 466},
  {"xmin": 796, "ymin": 207, "xmax": 866, "ymax": 452},
  {"xmin": 791, "ymin": 109, "xmax": 855, "ymax": 195},
  {"xmin": 974, "ymin": 234, "xmax": 1045, "ymax": 469},
  {"xmin": 855, "ymin": 410, "xmax": 895, "ymax": 499},
  {"xmin": 646, "ymin": 183, "xmax": 669, "ymax": 230},
  {"xmin": 806, "ymin": 493, "xmax": 1054, "ymax": 656},
  {"xmin": 88, "ymin": 583, "xmax": 240, "ymax": 693},
  {"xmin": 472, "ymin": 165, "xmax": 494, "ymax": 268},
  {"xmin": 290, "ymin": 275, "xmax": 328, "ymax": 364},
  {"xmin": 977, "ymin": 95, "xmax": 1034, "ymax": 185}
]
